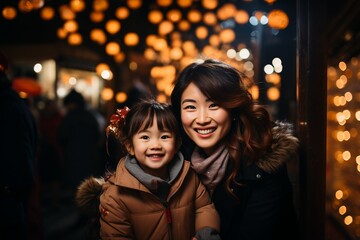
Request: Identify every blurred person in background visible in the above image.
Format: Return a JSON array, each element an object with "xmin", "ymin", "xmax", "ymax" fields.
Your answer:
[
  {"xmin": 0, "ymin": 51, "xmax": 39, "ymax": 239},
  {"xmin": 38, "ymin": 98, "xmax": 64, "ymax": 209},
  {"xmin": 58, "ymin": 89, "xmax": 103, "ymax": 199}
]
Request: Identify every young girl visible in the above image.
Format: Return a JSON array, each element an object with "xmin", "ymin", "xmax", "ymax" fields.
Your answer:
[
  {"xmin": 170, "ymin": 59, "xmax": 299, "ymax": 240},
  {"xmin": 97, "ymin": 99, "xmax": 220, "ymax": 240}
]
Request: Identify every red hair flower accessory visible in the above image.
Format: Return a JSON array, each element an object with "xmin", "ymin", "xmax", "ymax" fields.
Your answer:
[
  {"xmin": 105, "ymin": 106, "xmax": 130, "ymax": 156},
  {"xmin": 106, "ymin": 106, "xmax": 130, "ymax": 139}
]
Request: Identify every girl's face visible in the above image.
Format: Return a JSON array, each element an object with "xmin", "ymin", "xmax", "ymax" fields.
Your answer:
[
  {"xmin": 127, "ymin": 116, "xmax": 176, "ymax": 179},
  {"xmin": 180, "ymin": 82, "xmax": 232, "ymax": 156}
]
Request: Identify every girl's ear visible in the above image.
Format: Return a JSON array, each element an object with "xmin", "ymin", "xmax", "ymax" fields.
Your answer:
[{"xmin": 125, "ymin": 142, "xmax": 134, "ymax": 155}]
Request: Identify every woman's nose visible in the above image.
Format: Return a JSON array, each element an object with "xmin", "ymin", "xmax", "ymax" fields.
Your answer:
[{"xmin": 196, "ymin": 109, "xmax": 211, "ymax": 124}]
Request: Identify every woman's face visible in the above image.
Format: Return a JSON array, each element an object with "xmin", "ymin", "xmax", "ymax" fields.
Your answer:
[{"xmin": 180, "ymin": 82, "xmax": 232, "ymax": 156}]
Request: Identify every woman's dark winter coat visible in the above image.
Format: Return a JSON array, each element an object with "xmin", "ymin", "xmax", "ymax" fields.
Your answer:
[{"xmin": 203, "ymin": 122, "xmax": 299, "ymax": 240}]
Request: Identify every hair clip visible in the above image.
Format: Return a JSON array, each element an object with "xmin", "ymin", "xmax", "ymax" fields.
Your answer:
[
  {"xmin": 109, "ymin": 106, "xmax": 130, "ymax": 126},
  {"xmin": 105, "ymin": 106, "xmax": 130, "ymax": 156}
]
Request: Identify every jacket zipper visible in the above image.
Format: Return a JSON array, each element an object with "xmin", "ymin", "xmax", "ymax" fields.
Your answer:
[{"xmin": 162, "ymin": 201, "xmax": 173, "ymax": 240}]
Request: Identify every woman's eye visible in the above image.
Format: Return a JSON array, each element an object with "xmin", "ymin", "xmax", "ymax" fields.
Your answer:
[
  {"xmin": 209, "ymin": 103, "xmax": 219, "ymax": 108},
  {"xmin": 183, "ymin": 105, "xmax": 196, "ymax": 110}
]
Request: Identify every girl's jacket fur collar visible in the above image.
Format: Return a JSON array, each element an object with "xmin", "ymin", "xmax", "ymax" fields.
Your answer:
[{"xmin": 76, "ymin": 121, "xmax": 299, "ymax": 216}]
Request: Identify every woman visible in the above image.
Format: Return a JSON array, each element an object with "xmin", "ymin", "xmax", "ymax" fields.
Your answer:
[{"xmin": 170, "ymin": 59, "xmax": 299, "ymax": 240}]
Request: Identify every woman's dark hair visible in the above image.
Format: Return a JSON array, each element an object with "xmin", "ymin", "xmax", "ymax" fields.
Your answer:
[
  {"xmin": 106, "ymin": 98, "xmax": 182, "ymax": 172},
  {"xmin": 170, "ymin": 59, "xmax": 273, "ymax": 195}
]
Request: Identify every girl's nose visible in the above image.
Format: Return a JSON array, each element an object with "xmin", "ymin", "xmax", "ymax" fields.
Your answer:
[{"xmin": 149, "ymin": 139, "xmax": 162, "ymax": 149}]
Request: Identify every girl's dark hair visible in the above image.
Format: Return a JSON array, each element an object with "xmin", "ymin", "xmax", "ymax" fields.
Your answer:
[
  {"xmin": 106, "ymin": 98, "xmax": 181, "ymax": 173},
  {"xmin": 170, "ymin": 59, "xmax": 273, "ymax": 195}
]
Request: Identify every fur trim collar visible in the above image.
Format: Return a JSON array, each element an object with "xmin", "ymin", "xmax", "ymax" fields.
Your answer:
[
  {"xmin": 76, "ymin": 177, "xmax": 105, "ymax": 217},
  {"xmin": 257, "ymin": 121, "xmax": 299, "ymax": 173}
]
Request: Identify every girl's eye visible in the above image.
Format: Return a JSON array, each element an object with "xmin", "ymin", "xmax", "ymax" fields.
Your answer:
[
  {"xmin": 161, "ymin": 134, "xmax": 172, "ymax": 139},
  {"xmin": 140, "ymin": 135, "xmax": 149, "ymax": 140}
]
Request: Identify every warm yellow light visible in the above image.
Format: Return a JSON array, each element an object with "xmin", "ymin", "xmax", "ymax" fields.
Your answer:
[
  {"xmin": 64, "ymin": 20, "xmax": 78, "ymax": 32},
  {"xmin": 90, "ymin": 11, "xmax": 104, "ymax": 23},
  {"xmin": 177, "ymin": 0, "xmax": 192, "ymax": 8},
  {"xmin": 157, "ymin": 94, "xmax": 168, "ymax": 103},
  {"xmin": 146, "ymin": 34, "xmax": 157, "ymax": 46},
  {"xmin": 40, "ymin": 6, "xmax": 55, "ymax": 20},
  {"xmin": 249, "ymin": 85, "xmax": 259, "ymax": 100},
  {"xmin": 157, "ymin": 0, "xmax": 172, "ymax": 7},
  {"xmin": 339, "ymin": 206, "xmax": 347, "ymax": 215},
  {"xmin": 339, "ymin": 61, "xmax": 347, "ymax": 71},
  {"xmin": 114, "ymin": 52, "xmax": 125, "ymax": 63},
  {"xmin": 268, "ymin": 9, "xmax": 289, "ymax": 30},
  {"xmin": 209, "ymin": 34, "xmax": 220, "ymax": 47},
  {"xmin": 57, "ymin": 28, "xmax": 68, "ymax": 39},
  {"xmin": 219, "ymin": 29, "xmax": 236, "ymax": 43},
  {"xmin": 106, "ymin": 42, "xmax": 120, "ymax": 55},
  {"xmin": 18, "ymin": 0, "xmax": 33, "ymax": 12},
  {"xmin": 178, "ymin": 20, "xmax": 191, "ymax": 31},
  {"xmin": 265, "ymin": 73, "xmax": 281, "ymax": 85},
  {"xmin": 344, "ymin": 216, "xmax": 353, "ymax": 225},
  {"xmin": 335, "ymin": 190, "xmax": 343, "ymax": 200},
  {"xmin": 105, "ymin": 20, "xmax": 121, "ymax": 34},
  {"xmin": 59, "ymin": 5, "xmax": 75, "ymax": 20},
  {"xmin": 201, "ymin": 0, "xmax": 218, "ymax": 9},
  {"xmin": 182, "ymin": 41, "xmax": 196, "ymax": 55},
  {"xmin": 31, "ymin": 0, "xmax": 44, "ymax": 9},
  {"xmin": 101, "ymin": 88, "xmax": 114, "ymax": 101},
  {"xmin": 342, "ymin": 151, "xmax": 351, "ymax": 161},
  {"xmin": 90, "ymin": 28, "xmax": 107, "ymax": 44},
  {"xmin": 144, "ymin": 48, "xmax": 156, "ymax": 60},
  {"xmin": 129, "ymin": 61, "xmax": 138, "ymax": 71},
  {"xmin": 68, "ymin": 33, "xmax": 82, "ymax": 45},
  {"xmin": 187, "ymin": 9, "xmax": 202, "ymax": 23},
  {"xmin": 116, "ymin": 92, "xmax": 128, "ymax": 103},
  {"xmin": 96, "ymin": 63, "xmax": 110, "ymax": 75},
  {"xmin": 153, "ymin": 38, "xmax": 168, "ymax": 51},
  {"xmin": 195, "ymin": 26, "xmax": 208, "ymax": 39},
  {"xmin": 93, "ymin": 0, "xmax": 109, "ymax": 11},
  {"xmin": 70, "ymin": 0, "xmax": 85, "ymax": 12},
  {"xmin": 267, "ymin": 87, "xmax": 280, "ymax": 101},
  {"xmin": 156, "ymin": 80, "xmax": 167, "ymax": 92},
  {"xmin": 234, "ymin": 10, "xmax": 249, "ymax": 24},
  {"xmin": 115, "ymin": 7, "xmax": 129, "ymax": 19},
  {"xmin": 148, "ymin": 10, "xmax": 163, "ymax": 24},
  {"xmin": 203, "ymin": 12, "xmax": 217, "ymax": 26},
  {"xmin": 2, "ymin": 6, "xmax": 17, "ymax": 20},
  {"xmin": 159, "ymin": 20, "xmax": 174, "ymax": 35},
  {"xmin": 127, "ymin": 0, "xmax": 142, "ymax": 9},
  {"xmin": 124, "ymin": 33, "xmax": 139, "ymax": 46},
  {"xmin": 167, "ymin": 9, "xmax": 182, "ymax": 22},
  {"xmin": 217, "ymin": 3, "xmax": 236, "ymax": 20},
  {"xmin": 169, "ymin": 47, "xmax": 183, "ymax": 60}
]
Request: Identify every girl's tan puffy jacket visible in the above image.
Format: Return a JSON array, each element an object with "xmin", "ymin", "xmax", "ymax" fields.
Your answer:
[{"xmin": 99, "ymin": 158, "xmax": 220, "ymax": 240}]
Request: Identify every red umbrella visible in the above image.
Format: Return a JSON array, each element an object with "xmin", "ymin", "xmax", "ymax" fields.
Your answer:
[{"xmin": 12, "ymin": 77, "xmax": 42, "ymax": 96}]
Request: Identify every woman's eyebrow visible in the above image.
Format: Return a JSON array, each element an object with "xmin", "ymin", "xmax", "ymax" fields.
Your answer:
[{"xmin": 181, "ymin": 99, "xmax": 195, "ymax": 104}]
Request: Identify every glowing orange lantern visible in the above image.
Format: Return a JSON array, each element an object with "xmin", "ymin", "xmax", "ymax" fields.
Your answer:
[
  {"xmin": 12, "ymin": 77, "xmax": 42, "ymax": 96},
  {"xmin": 267, "ymin": 9, "xmax": 289, "ymax": 30}
]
